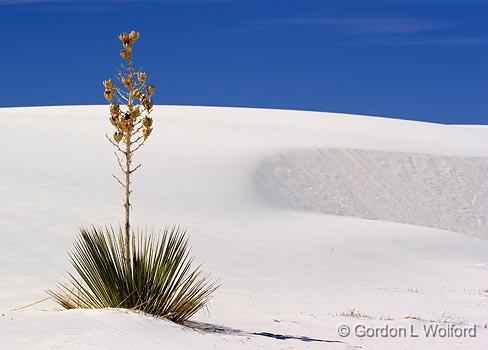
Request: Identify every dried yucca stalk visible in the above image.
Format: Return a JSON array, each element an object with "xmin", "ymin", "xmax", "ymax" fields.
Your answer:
[{"xmin": 103, "ymin": 30, "xmax": 155, "ymax": 263}]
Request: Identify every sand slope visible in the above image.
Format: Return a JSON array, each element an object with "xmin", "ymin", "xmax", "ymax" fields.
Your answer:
[{"xmin": 255, "ymin": 148, "xmax": 488, "ymax": 238}]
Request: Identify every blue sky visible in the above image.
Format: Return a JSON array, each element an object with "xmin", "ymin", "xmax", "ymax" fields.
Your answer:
[{"xmin": 0, "ymin": 0, "xmax": 486, "ymax": 124}]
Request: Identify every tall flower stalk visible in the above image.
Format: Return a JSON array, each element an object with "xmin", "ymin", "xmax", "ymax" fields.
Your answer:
[{"xmin": 103, "ymin": 30, "xmax": 155, "ymax": 264}]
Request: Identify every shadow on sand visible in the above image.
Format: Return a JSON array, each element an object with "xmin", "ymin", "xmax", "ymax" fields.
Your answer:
[{"xmin": 183, "ymin": 320, "xmax": 346, "ymax": 344}]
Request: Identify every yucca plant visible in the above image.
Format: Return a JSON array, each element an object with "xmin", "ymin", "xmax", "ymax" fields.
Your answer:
[
  {"xmin": 48, "ymin": 226, "xmax": 218, "ymax": 323},
  {"xmin": 49, "ymin": 31, "xmax": 218, "ymax": 323}
]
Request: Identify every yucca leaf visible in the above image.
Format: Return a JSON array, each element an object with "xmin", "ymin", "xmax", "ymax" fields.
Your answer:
[{"xmin": 48, "ymin": 226, "xmax": 218, "ymax": 323}]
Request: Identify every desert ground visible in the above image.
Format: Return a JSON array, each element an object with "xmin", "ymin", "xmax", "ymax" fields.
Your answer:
[{"xmin": 1, "ymin": 105, "xmax": 487, "ymax": 349}]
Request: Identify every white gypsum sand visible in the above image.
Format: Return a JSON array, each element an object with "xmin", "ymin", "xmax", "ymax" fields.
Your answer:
[
  {"xmin": 254, "ymin": 148, "xmax": 488, "ymax": 239},
  {"xmin": 0, "ymin": 105, "xmax": 487, "ymax": 350}
]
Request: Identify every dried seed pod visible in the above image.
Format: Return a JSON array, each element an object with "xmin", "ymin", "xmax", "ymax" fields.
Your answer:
[
  {"xmin": 103, "ymin": 79, "xmax": 114, "ymax": 89},
  {"xmin": 129, "ymin": 31, "xmax": 140, "ymax": 43},
  {"xmin": 121, "ymin": 76, "xmax": 133, "ymax": 88},
  {"xmin": 146, "ymin": 84, "xmax": 155, "ymax": 97},
  {"xmin": 116, "ymin": 118, "xmax": 123, "ymax": 129},
  {"xmin": 137, "ymin": 72, "xmax": 147, "ymax": 83},
  {"xmin": 104, "ymin": 89, "xmax": 114, "ymax": 101},
  {"xmin": 119, "ymin": 32, "xmax": 130, "ymax": 44},
  {"xmin": 120, "ymin": 49, "xmax": 131, "ymax": 60},
  {"xmin": 123, "ymin": 41, "xmax": 132, "ymax": 51},
  {"xmin": 119, "ymin": 120, "xmax": 130, "ymax": 133},
  {"xmin": 143, "ymin": 117, "xmax": 153, "ymax": 128},
  {"xmin": 130, "ymin": 107, "xmax": 140, "ymax": 119},
  {"xmin": 142, "ymin": 98, "xmax": 153, "ymax": 111},
  {"xmin": 109, "ymin": 115, "xmax": 118, "ymax": 126},
  {"xmin": 143, "ymin": 127, "xmax": 152, "ymax": 140},
  {"xmin": 110, "ymin": 103, "xmax": 120, "ymax": 116},
  {"xmin": 114, "ymin": 131, "xmax": 123, "ymax": 143},
  {"xmin": 131, "ymin": 89, "xmax": 141, "ymax": 99}
]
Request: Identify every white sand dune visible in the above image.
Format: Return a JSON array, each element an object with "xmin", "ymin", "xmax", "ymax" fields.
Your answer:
[
  {"xmin": 1, "ymin": 106, "xmax": 487, "ymax": 350},
  {"xmin": 255, "ymin": 148, "xmax": 488, "ymax": 238}
]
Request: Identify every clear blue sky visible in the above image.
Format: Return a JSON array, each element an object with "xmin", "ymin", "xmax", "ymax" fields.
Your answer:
[{"xmin": 0, "ymin": 0, "xmax": 487, "ymax": 124}]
